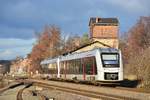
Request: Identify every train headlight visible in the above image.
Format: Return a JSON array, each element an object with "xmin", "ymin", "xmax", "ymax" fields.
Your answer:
[{"xmin": 104, "ymin": 73, "xmax": 118, "ymax": 80}]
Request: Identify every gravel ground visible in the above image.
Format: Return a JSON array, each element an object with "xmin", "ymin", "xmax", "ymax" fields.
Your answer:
[
  {"xmin": 22, "ymin": 86, "xmax": 40, "ymax": 100},
  {"xmin": 22, "ymin": 85, "xmax": 100, "ymax": 100},
  {"xmin": 37, "ymin": 87, "xmax": 100, "ymax": 100}
]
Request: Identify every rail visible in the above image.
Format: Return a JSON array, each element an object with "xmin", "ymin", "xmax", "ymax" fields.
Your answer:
[
  {"xmin": 34, "ymin": 82, "xmax": 129, "ymax": 100},
  {"xmin": 26, "ymin": 79, "xmax": 150, "ymax": 100},
  {"xmin": 16, "ymin": 83, "xmax": 32, "ymax": 100}
]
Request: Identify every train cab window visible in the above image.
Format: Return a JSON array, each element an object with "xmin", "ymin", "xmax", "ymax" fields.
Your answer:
[{"xmin": 101, "ymin": 53, "xmax": 119, "ymax": 68}]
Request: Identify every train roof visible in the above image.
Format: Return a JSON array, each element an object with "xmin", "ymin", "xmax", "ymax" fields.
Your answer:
[{"xmin": 41, "ymin": 48, "xmax": 120, "ymax": 65}]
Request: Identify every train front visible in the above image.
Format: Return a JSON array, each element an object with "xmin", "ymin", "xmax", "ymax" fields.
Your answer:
[{"xmin": 97, "ymin": 48, "xmax": 123, "ymax": 82}]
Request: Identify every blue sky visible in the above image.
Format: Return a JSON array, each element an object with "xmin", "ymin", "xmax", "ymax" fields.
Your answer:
[{"xmin": 0, "ymin": 0, "xmax": 150, "ymax": 60}]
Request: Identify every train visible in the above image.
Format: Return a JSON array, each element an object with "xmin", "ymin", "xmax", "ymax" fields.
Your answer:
[{"xmin": 40, "ymin": 48, "xmax": 123, "ymax": 82}]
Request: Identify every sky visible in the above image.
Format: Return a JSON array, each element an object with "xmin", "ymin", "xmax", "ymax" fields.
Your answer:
[{"xmin": 0, "ymin": 0, "xmax": 150, "ymax": 60}]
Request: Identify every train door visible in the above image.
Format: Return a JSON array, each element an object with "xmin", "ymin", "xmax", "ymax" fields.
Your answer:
[{"xmin": 82, "ymin": 56, "xmax": 97, "ymax": 80}]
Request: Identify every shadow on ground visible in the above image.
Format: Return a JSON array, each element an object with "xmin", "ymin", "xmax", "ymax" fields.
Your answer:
[{"xmin": 120, "ymin": 79, "xmax": 140, "ymax": 88}]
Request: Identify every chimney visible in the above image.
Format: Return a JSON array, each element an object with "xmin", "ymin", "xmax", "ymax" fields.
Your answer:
[{"xmin": 96, "ymin": 17, "xmax": 99, "ymax": 23}]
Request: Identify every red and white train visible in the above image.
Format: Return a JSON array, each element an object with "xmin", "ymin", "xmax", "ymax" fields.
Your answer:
[{"xmin": 41, "ymin": 48, "xmax": 123, "ymax": 82}]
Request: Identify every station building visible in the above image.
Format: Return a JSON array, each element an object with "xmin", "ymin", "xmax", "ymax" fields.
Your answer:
[{"xmin": 73, "ymin": 17, "xmax": 119, "ymax": 53}]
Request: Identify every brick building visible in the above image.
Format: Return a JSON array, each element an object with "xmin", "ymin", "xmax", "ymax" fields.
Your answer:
[{"xmin": 89, "ymin": 17, "xmax": 119, "ymax": 49}]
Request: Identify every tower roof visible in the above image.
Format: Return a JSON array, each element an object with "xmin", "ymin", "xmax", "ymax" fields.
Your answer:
[{"xmin": 89, "ymin": 17, "xmax": 119, "ymax": 26}]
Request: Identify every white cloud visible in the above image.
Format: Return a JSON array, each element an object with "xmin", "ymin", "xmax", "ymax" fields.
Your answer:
[
  {"xmin": 0, "ymin": 49, "xmax": 16, "ymax": 60},
  {"xmin": 0, "ymin": 38, "xmax": 36, "ymax": 60},
  {"xmin": 1, "ymin": 50, "xmax": 13, "ymax": 55},
  {"xmin": 0, "ymin": 47, "xmax": 32, "ymax": 60}
]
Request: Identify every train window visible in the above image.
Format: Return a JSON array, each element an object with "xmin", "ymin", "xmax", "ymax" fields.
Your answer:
[
  {"xmin": 48, "ymin": 63, "xmax": 57, "ymax": 74},
  {"xmin": 101, "ymin": 53, "xmax": 119, "ymax": 68},
  {"xmin": 60, "ymin": 59, "xmax": 82, "ymax": 74},
  {"xmin": 83, "ymin": 56, "xmax": 97, "ymax": 75},
  {"xmin": 77, "ymin": 59, "xmax": 82, "ymax": 74},
  {"xmin": 63, "ymin": 60, "xmax": 72, "ymax": 74},
  {"xmin": 60, "ymin": 61, "xmax": 64, "ymax": 74},
  {"xmin": 59, "ymin": 57, "xmax": 97, "ymax": 75},
  {"xmin": 42, "ymin": 64, "xmax": 50, "ymax": 73}
]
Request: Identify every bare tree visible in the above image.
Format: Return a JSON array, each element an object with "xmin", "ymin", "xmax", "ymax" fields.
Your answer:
[
  {"xmin": 120, "ymin": 16, "xmax": 150, "ymax": 88},
  {"xmin": 28, "ymin": 25, "xmax": 61, "ymax": 73}
]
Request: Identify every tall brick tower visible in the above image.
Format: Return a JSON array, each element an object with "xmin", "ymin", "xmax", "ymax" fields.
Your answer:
[{"xmin": 89, "ymin": 17, "xmax": 119, "ymax": 49}]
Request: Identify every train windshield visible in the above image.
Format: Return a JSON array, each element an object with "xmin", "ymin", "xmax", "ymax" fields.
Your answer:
[{"xmin": 101, "ymin": 53, "xmax": 119, "ymax": 68}]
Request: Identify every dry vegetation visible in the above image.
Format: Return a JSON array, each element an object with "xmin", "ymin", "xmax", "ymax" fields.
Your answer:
[
  {"xmin": 120, "ymin": 16, "xmax": 150, "ymax": 88},
  {"xmin": 28, "ymin": 25, "xmax": 62, "ymax": 73}
]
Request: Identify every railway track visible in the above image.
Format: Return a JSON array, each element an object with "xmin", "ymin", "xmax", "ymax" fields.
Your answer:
[
  {"xmin": 16, "ymin": 82, "xmax": 50, "ymax": 100},
  {"xmin": 12, "ymin": 79, "xmax": 150, "ymax": 100},
  {"xmin": 0, "ymin": 82, "xmax": 24, "ymax": 94},
  {"xmin": 0, "ymin": 81, "xmax": 48, "ymax": 100},
  {"xmin": 17, "ymin": 87, "xmax": 24, "ymax": 100},
  {"xmin": 25, "ymin": 79, "xmax": 150, "ymax": 100},
  {"xmin": 0, "ymin": 83, "xmax": 28, "ymax": 100},
  {"xmin": 36, "ymin": 77, "xmax": 150, "ymax": 93},
  {"xmin": 0, "ymin": 79, "xmax": 148, "ymax": 99},
  {"xmin": 34, "ymin": 82, "xmax": 131, "ymax": 100},
  {"xmin": 16, "ymin": 83, "xmax": 32, "ymax": 100}
]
